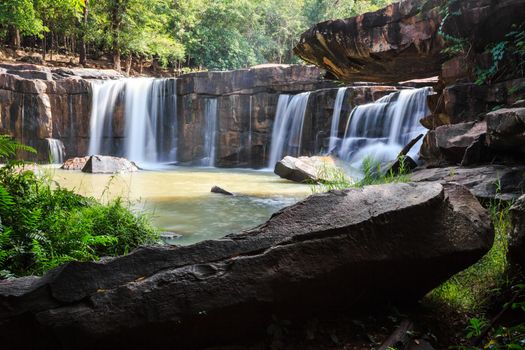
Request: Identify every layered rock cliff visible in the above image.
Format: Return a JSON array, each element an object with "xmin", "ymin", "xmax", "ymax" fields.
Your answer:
[{"xmin": 0, "ymin": 63, "xmax": 403, "ymax": 167}]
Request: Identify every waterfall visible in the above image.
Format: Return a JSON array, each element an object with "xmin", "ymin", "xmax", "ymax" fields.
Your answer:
[
  {"xmin": 88, "ymin": 79, "xmax": 125, "ymax": 156},
  {"xmin": 267, "ymin": 92, "xmax": 310, "ymax": 168},
  {"xmin": 46, "ymin": 138, "xmax": 65, "ymax": 164},
  {"xmin": 338, "ymin": 87, "xmax": 430, "ymax": 167},
  {"xmin": 328, "ymin": 87, "xmax": 348, "ymax": 154},
  {"xmin": 88, "ymin": 78, "xmax": 178, "ymax": 164},
  {"xmin": 202, "ymin": 98, "xmax": 218, "ymax": 167}
]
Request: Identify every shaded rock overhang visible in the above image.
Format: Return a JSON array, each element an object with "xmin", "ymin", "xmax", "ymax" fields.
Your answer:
[{"xmin": 294, "ymin": 0, "xmax": 446, "ymax": 83}]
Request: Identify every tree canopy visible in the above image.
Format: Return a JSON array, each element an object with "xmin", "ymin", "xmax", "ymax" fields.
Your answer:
[{"xmin": 0, "ymin": 0, "xmax": 394, "ymax": 71}]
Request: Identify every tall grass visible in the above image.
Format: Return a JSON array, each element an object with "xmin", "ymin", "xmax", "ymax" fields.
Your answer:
[
  {"xmin": 427, "ymin": 199, "xmax": 511, "ymax": 312},
  {"xmin": 311, "ymin": 156, "xmax": 411, "ymax": 193}
]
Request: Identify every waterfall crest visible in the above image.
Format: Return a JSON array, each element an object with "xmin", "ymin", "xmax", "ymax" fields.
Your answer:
[
  {"xmin": 202, "ymin": 99, "xmax": 218, "ymax": 167},
  {"xmin": 88, "ymin": 78, "xmax": 178, "ymax": 164},
  {"xmin": 46, "ymin": 138, "xmax": 65, "ymax": 164},
  {"xmin": 328, "ymin": 87, "xmax": 348, "ymax": 154},
  {"xmin": 267, "ymin": 92, "xmax": 310, "ymax": 168},
  {"xmin": 338, "ymin": 87, "xmax": 430, "ymax": 167}
]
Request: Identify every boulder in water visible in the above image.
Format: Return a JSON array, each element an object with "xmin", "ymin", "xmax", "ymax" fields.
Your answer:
[
  {"xmin": 274, "ymin": 156, "xmax": 336, "ymax": 183},
  {"xmin": 0, "ymin": 182, "xmax": 493, "ymax": 349},
  {"xmin": 81, "ymin": 155, "xmax": 138, "ymax": 174},
  {"xmin": 61, "ymin": 156, "xmax": 90, "ymax": 170},
  {"xmin": 211, "ymin": 186, "xmax": 234, "ymax": 196}
]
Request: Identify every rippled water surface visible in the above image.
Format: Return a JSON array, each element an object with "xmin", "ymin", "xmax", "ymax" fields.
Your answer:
[{"xmin": 50, "ymin": 166, "xmax": 309, "ymax": 245}]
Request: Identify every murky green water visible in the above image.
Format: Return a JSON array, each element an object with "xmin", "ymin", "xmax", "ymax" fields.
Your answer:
[{"xmin": 49, "ymin": 166, "xmax": 310, "ymax": 245}]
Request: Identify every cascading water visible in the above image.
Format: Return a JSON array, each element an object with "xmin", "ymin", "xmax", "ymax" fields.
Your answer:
[
  {"xmin": 267, "ymin": 92, "xmax": 310, "ymax": 168},
  {"xmin": 201, "ymin": 98, "xmax": 218, "ymax": 167},
  {"xmin": 338, "ymin": 87, "xmax": 430, "ymax": 168},
  {"xmin": 328, "ymin": 87, "xmax": 348, "ymax": 154},
  {"xmin": 88, "ymin": 78, "xmax": 178, "ymax": 164},
  {"xmin": 46, "ymin": 138, "xmax": 65, "ymax": 163}
]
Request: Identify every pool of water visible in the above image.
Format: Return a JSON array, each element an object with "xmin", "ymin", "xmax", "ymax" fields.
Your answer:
[{"xmin": 49, "ymin": 166, "xmax": 310, "ymax": 245}]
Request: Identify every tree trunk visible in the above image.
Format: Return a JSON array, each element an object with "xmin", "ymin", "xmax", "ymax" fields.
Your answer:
[
  {"xmin": 79, "ymin": 0, "xmax": 89, "ymax": 66},
  {"xmin": 125, "ymin": 55, "xmax": 132, "ymax": 75},
  {"xmin": 110, "ymin": 0, "xmax": 124, "ymax": 71},
  {"xmin": 11, "ymin": 27, "xmax": 21, "ymax": 49},
  {"xmin": 42, "ymin": 36, "xmax": 47, "ymax": 61},
  {"xmin": 50, "ymin": 31, "xmax": 54, "ymax": 61}
]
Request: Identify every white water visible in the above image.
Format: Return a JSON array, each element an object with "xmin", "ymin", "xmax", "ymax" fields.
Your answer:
[
  {"xmin": 338, "ymin": 87, "xmax": 430, "ymax": 168},
  {"xmin": 328, "ymin": 87, "xmax": 348, "ymax": 154},
  {"xmin": 46, "ymin": 138, "xmax": 65, "ymax": 164},
  {"xmin": 201, "ymin": 98, "xmax": 218, "ymax": 167},
  {"xmin": 88, "ymin": 79, "xmax": 125, "ymax": 156},
  {"xmin": 267, "ymin": 92, "xmax": 310, "ymax": 168},
  {"xmin": 88, "ymin": 78, "xmax": 178, "ymax": 164}
]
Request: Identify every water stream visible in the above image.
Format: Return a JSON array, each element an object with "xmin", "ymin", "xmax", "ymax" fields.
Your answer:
[
  {"xmin": 88, "ymin": 78, "xmax": 178, "ymax": 164},
  {"xmin": 46, "ymin": 138, "xmax": 65, "ymax": 164},
  {"xmin": 51, "ymin": 167, "xmax": 309, "ymax": 245},
  {"xmin": 328, "ymin": 87, "xmax": 348, "ymax": 154},
  {"xmin": 267, "ymin": 92, "xmax": 311, "ymax": 168},
  {"xmin": 338, "ymin": 87, "xmax": 430, "ymax": 168}
]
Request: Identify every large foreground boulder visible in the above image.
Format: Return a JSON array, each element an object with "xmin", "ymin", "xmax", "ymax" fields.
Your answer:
[
  {"xmin": 0, "ymin": 182, "xmax": 493, "ymax": 349},
  {"xmin": 82, "ymin": 155, "xmax": 138, "ymax": 173}
]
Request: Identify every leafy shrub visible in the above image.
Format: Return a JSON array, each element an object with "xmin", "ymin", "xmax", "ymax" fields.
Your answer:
[{"xmin": 0, "ymin": 142, "xmax": 158, "ymax": 278}]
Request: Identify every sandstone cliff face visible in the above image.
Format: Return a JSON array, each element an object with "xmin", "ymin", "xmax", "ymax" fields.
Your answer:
[
  {"xmin": 0, "ymin": 63, "xmax": 401, "ymax": 167},
  {"xmin": 0, "ymin": 63, "xmax": 121, "ymax": 161}
]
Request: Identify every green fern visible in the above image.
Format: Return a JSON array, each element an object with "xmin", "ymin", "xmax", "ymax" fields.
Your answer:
[{"xmin": 0, "ymin": 135, "xmax": 36, "ymax": 160}]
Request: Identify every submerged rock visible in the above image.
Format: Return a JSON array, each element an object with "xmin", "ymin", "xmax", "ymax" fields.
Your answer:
[
  {"xmin": 81, "ymin": 155, "xmax": 138, "ymax": 174},
  {"xmin": 61, "ymin": 156, "xmax": 90, "ymax": 170},
  {"xmin": 274, "ymin": 156, "xmax": 335, "ymax": 183},
  {"xmin": 0, "ymin": 182, "xmax": 493, "ymax": 349}
]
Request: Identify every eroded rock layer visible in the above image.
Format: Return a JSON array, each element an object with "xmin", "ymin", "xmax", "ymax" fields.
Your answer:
[
  {"xmin": 294, "ymin": 0, "xmax": 446, "ymax": 82},
  {"xmin": 0, "ymin": 182, "xmax": 493, "ymax": 349}
]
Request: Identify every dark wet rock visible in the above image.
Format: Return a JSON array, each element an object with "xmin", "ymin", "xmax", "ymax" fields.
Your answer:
[
  {"xmin": 274, "ymin": 156, "xmax": 335, "ymax": 183},
  {"xmin": 411, "ymin": 165, "xmax": 525, "ymax": 201},
  {"xmin": 432, "ymin": 121, "xmax": 487, "ymax": 164},
  {"xmin": 385, "ymin": 156, "xmax": 418, "ymax": 177},
  {"xmin": 211, "ymin": 186, "xmax": 234, "ymax": 196},
  {"xmin": 486, "ymin": 108, "xmax": 525, "ymax": 153},
  {"xmin": 461, "ymin": 134, "xmax": 492, "ymax": 166},
  {"xmin": 81, "ymin": 155, "xmax": 138, "ymax": 174},
  {"xmin": 509, "ymin": 195, "xmax": 525, "ymax": 269},
  {"xmin": 0, "ymin": 182, "xmax": 493, "ymax": 349},
  {"xmin": 61, "ymin": 156, "xmax": 90, "ymax": 170}
]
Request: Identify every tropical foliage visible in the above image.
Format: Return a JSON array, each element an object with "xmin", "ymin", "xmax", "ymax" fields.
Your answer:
[
  {"xmin": 0, "ymin": 137, "xmax": 158, "ymax": 278},
  {"xmin": 0, "ymin": 0, "xmax": 394, "ymax": 71}
]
